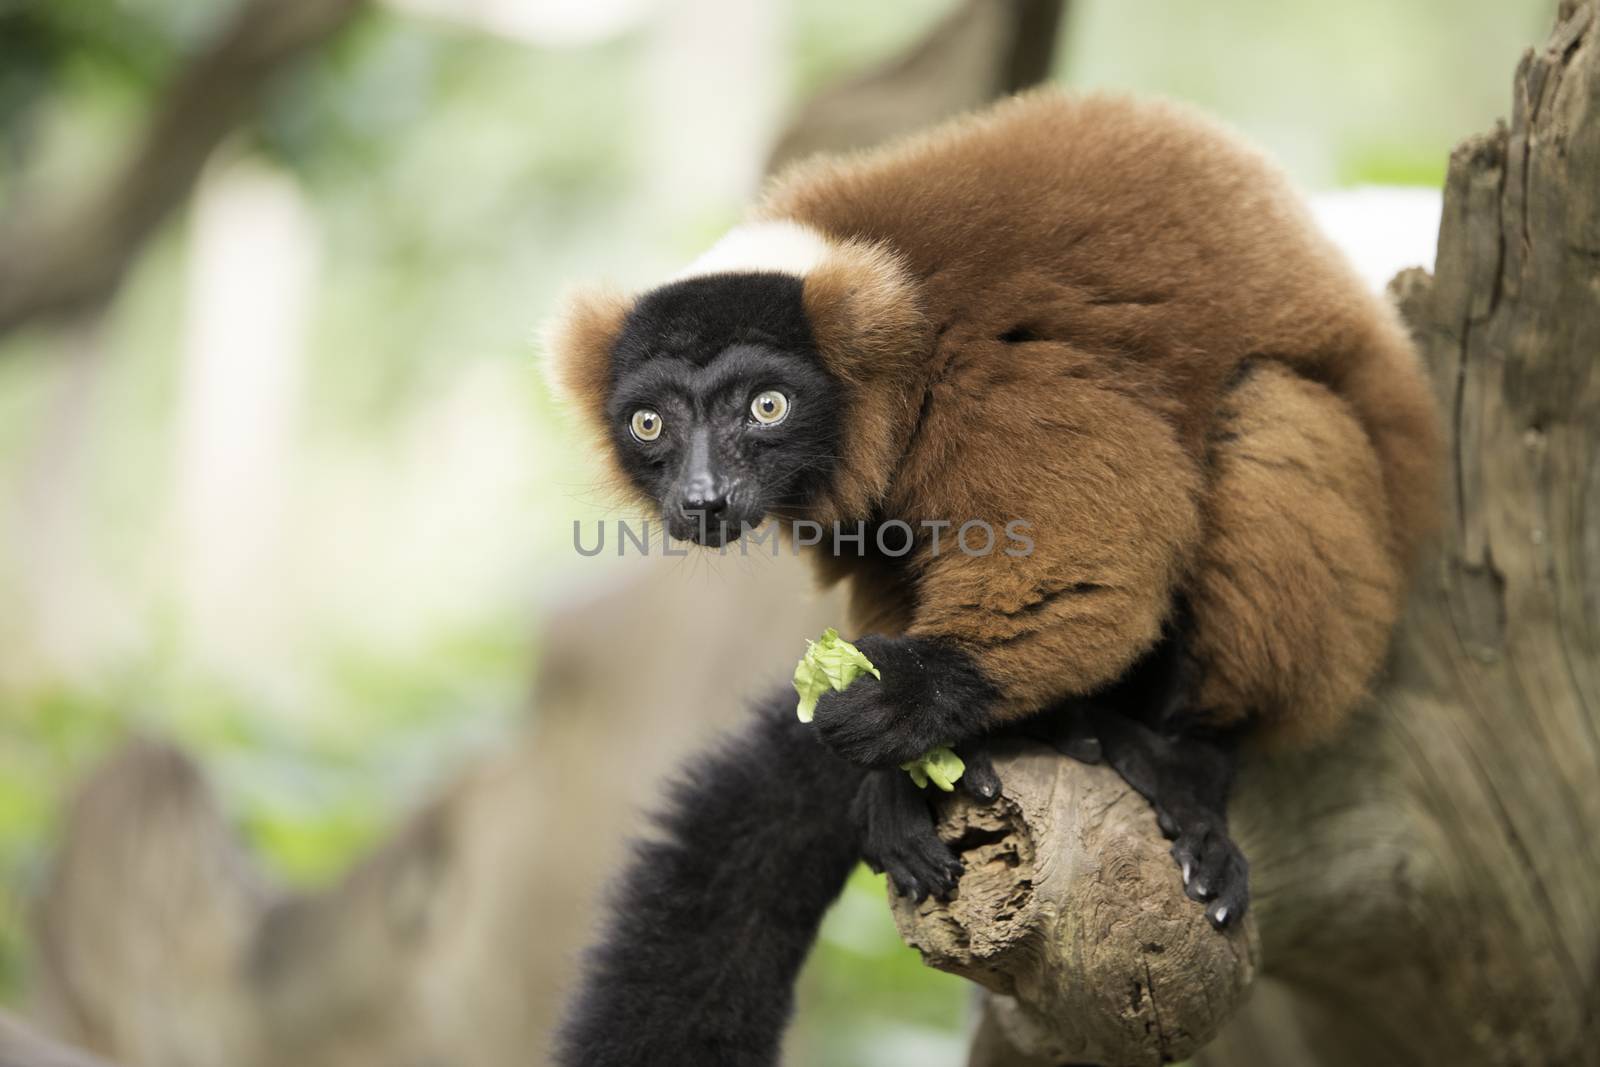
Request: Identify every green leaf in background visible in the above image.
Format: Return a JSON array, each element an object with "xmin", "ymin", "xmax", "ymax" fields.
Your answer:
[
  {"xmin": 899, "ymin": 746, "xmax": 965, "ymax": 792},
  {"xmin": 793, "ymin": 627, "xmax": 880, "ymax": 723}
]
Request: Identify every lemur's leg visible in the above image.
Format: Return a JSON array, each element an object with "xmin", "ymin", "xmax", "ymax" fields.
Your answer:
[
  {"xmin": 854, "ymin": 744, "xmax": 1002, "ymax": 902},
  {"xmin": 1185, "ymin": 361, "xmax": 1404, "ymax": 747},
  {"xmin": 1083, "ymin": 708, "xmax": 1248, "ymax": 928},
  {"xmin": 1041, "ymin": 614, "xmax": 1250, "ymax": 929}
]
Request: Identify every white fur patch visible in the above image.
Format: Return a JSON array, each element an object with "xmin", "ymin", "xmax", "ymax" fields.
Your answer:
[{"xmin": 673, "ymin": 220, "xmax": 831, "ymax": 281}]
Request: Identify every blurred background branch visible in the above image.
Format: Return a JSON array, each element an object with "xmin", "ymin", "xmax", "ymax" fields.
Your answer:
[
  {"xmin": 767, "ymin": 0, "xmax": 1065, "ymax": 169},
  {"xmin": 0, "ymin": 1010, "xmax": 121, "ymax": 1067},
  {"xmin": 0, "ymin": 0, "xmax": 365, "ymax": 336}
]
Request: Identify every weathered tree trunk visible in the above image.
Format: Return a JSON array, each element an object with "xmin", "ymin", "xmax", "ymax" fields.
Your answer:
[{"xmin": 888, "ymin": 4, "xmax": 1600, "ymax": 1064}]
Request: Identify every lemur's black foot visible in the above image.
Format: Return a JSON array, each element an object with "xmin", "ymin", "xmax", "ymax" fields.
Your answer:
[
  {"xmin": 1168, "ymin": 812, "xmax": 1249, "ymax": 929},
  {"xmin": 1034, "ymin": 709, "xmax": 1103, "ymax": 765},
  {"xmin": 853, "ymin": 744, "xmax": 1002, "ymax": 902},
  {"xmin": 812, "ymin": 635, "xmax": 997, "ymax": 768},
  {"xmin": 1075, "ymin": 706, "xmax": 1248, "ymax": 929}
]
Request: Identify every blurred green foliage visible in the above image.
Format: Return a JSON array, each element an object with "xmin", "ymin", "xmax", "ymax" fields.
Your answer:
[
  {"xmin": 0, "ymin": 684, "xmax": 123, "ymax": 995},
  {"xmin": 0, "ymin": 0, "xmax": 173, "ymax": 142},
  {"xmin": 794, "ymin": 865, "xmax": 970, "ymax": 1064},
  {"xmin": 0, "ymin": 0, "xmax": 1559, "ymax": 1060},
  {"xmin": 1066, "ymin": 0, "xmax": 1556, "ymax": 189}
]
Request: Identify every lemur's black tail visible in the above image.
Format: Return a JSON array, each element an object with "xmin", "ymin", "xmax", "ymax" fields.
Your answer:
[{"xmin": 552, "ymin": 687, "xmax": 867, "ymax": 1067}]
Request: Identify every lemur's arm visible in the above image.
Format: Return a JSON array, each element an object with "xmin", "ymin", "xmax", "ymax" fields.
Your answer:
[{"xmin": 811, "ymin": 379, "xmax": 1204, "ymax": 767}]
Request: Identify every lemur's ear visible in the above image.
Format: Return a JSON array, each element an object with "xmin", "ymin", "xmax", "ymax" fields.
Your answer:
[
  {"xmin": 541, "ymin": 284, "xmax": 634, "ymax": 423},
  {"xmin": 797, "ymin": 238, "xmax": 931, "ymax": 523},
  {"xmin": 801, "ymin": 239, "xmax": 929, "ymax": 385}
]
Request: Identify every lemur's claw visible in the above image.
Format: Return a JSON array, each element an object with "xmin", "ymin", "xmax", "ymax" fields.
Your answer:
[
  {"xmin": 958, "ymin": 744, "xmax": 1002, "ymax": 801},
  {"xmin": 878, "ymin": 828, "xmax": 963, "ymax": 903},
  {"xmin": 813, "ymin": 676, "xmax": 937, "ymax": 768},
  {"xmin": 891, "ymin": 844, "xmax": 966, "ymax": 902},
  {"xmin": 1169, "ymin": 818, "xmax": 1249, "ymax": 927}
]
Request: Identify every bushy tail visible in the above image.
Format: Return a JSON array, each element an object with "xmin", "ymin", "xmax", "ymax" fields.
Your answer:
[{"xmin": 552, "ymin": 687, "xmax": 867, "ymax": 1067}]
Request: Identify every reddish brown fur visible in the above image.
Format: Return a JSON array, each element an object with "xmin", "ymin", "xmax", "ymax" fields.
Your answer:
[
  {"xmin": 544, "ymin": 284, "xmax": 637, "ymax": 498},
  {"xmin": 797, "ymin": 240, "xmax": 932, "ymax": 525},
  {"xmin": 1190, "ymin": 363, "xmax": 1404, "ymax": 744},
  {"xmin": 548, "ymin": 90, "xmax": 1442, "ymax": 746}
]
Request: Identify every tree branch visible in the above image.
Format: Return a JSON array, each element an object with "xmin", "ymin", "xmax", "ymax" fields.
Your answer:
[
  {"xmin": 766, "ymin": 0, "xmax": 1067, "ymax": 171},
  {"xmin": 891, "ymin": 743, "xmax": 1256, "ymax": 1065},
  {"xmin": 0, "ymin": 1012, "xmax": 122, "ymax": 1067},
  {"xmin": 0, "ymin": 0, "xmax": 364, "ymax": 337},
  {"xmin": 1000, "ymin": 0, "xmax": 1068, "ymax": 95}
]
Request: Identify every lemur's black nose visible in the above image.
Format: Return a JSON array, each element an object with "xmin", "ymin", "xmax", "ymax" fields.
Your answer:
[
  {"xmin": 679, "ymin": 484, "xmax": 728, "ymax": 519},
  {"xmin": 678, "ymin": 427, "xmax": 730, "ymax": 525}
]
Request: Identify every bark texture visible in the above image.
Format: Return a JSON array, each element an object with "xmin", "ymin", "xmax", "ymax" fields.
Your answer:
[
  {"xmin": 892, "ymin": 743, "xmax": 1257, "ymax": 1065},
  {"xmin": 889, "ymin": 4, "xmax": 1600, "ymax": 1064}
]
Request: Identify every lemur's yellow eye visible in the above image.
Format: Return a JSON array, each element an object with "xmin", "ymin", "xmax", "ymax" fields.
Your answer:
[
  {"xmin": 630, "ymin": 409, "xmax": 662, "ymax": 442},
  {"xmin": 751, "ymin": 390, "xmax": 789, "ymax": 425}
]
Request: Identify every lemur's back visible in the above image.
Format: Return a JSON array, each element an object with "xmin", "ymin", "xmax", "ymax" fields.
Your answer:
[
  {"xmin": 760, "ymin": 90, "xmax": 1440, "ymax": 565},
  {"xmin": 758, "ymin": 91, "xmax": 1441, "ymax": 743}
]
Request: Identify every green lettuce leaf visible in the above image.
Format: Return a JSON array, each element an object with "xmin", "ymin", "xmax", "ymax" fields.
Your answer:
[
  {"xmin": 793, "ymin": 628, "xmax": 881, "ymax": 722},
  {"xmin": 900, "ymin": 746, "xmax": 966, "ymax": 792}
]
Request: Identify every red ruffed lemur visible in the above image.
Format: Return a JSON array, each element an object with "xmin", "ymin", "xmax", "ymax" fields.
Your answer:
[{"xmin": 544, "ymin": 91, "xmax": 1441, "ymax": 1067}]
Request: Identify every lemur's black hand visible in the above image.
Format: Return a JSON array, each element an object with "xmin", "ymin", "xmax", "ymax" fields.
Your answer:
[
  {"xmin": 812, "ymin": 634, "xmax": 998, "ymax": 769},
  {"xmin": 853, "ymin": 769, "xmax": 961, "ymax": 901},
  {"xmin": 853, "ymin": 741, "xmax": 1005, "ymax": 902}
]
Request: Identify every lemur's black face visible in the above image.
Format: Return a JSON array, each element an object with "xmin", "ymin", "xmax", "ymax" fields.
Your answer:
[{"xmin": 605, "ymin": 273, "xmax": 843, "ymax": 547}]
